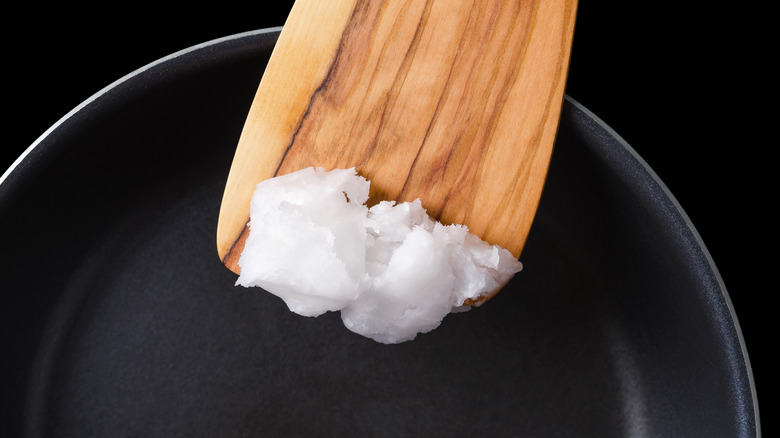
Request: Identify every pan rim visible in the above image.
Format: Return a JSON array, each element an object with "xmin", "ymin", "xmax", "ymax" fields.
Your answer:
[
  {"xmin": 2, "ymin": 27, "xmax": 759, "ymax": 436},
  {"xmin": 0, "ymin": 27, "xmax": 282, "ymax": 189},
  {"xmin": 563, "ymin": 97, "xmax": 760, "ymax": 435}
]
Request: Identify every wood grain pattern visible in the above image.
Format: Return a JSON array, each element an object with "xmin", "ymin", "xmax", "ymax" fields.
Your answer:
[{"xmin": 218, "ymin": 0, "xmax": 578, "ymax": 275}]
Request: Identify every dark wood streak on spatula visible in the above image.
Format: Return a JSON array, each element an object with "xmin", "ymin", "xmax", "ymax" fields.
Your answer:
[
  {"xmin": 218, "ymin": 0, "xmax": 579, "ymax": 291},
  {"xmin": 222, "ymin": 1, "xmax": 388, "ymax": 272}
]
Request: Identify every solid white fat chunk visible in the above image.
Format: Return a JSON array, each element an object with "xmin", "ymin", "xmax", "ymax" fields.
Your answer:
[{"xmin": 236, "ymin": 167, "xmax": 522, "ymax": 344}]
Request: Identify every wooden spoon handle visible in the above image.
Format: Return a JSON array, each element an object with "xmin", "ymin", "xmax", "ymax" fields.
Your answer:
[{"xmin": 218, "ymin": 0, "xmax": 578, "ymax": 273}]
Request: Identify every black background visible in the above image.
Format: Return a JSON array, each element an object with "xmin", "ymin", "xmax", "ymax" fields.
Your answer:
[{"xmin": 4, "ymin": 3, "xmax": 769, "ymax": 435}]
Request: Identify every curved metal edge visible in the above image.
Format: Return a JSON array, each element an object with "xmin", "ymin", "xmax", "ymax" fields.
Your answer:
[
  {"xmin": 0, "ymin": 27, "xmax": 283, "ymax": 191},
  {"xmin": 562, "ymin": 95, "xmax": 760, "ymax": 437},
  {"xmin": 15, "ymin": 28, "xmax": 283, "ymax": 438},
  {"xmin": 4, "ymin": 27, "xmax": 758, "ymax": 437}
]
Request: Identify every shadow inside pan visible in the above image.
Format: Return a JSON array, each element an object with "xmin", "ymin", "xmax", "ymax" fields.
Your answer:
[{"xmin": 0, "ymin": 29, "xmax": 757, "ymax": 437}]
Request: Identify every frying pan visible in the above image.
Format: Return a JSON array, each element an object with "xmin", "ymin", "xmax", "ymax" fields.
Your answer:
[{"xmin": 1, "ymin": 28, "xmax": 758, "ymax": 437}]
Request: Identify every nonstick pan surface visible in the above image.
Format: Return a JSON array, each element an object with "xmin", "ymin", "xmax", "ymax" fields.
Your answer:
[{"xmin": 1, "ymin": 29, "xmax": 758, "ymax": 437}]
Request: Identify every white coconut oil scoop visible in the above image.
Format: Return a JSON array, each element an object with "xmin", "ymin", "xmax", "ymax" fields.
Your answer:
[{"xmin": 217, "ymin": 0, "xmax": 578, "ymax": 302}]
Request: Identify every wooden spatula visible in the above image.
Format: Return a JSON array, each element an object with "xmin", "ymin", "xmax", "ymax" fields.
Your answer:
[{"xmin": 218, "ymin": 0, "xmax": 577, "ymax": 279}]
